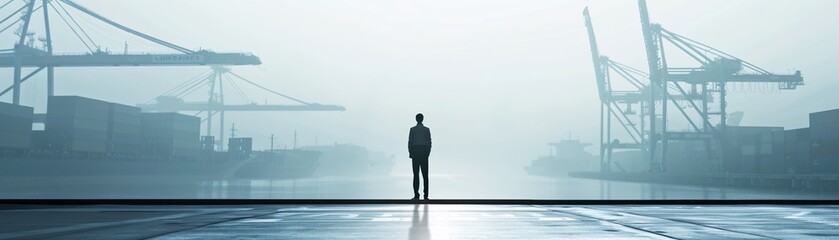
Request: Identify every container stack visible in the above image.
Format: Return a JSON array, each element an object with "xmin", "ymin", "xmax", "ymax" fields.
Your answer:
[
  {"xmin": 784, "ymin": 128, "xmax": 811, "ymax": 174},
  {"xmin": 810, "ymin": 109, "xmax": 839, "ymax": 173},
  {"xmin": 0, "ymin": 101, "xmax": 33, "ymax": 151},
  {"xmin": 141, "ymin": 112, "xmax": 200, "ymax": 160},
  {"xmin": 664, "ymin": 140, "xmax": 708, "ymax": 174},
  {"xmin": 739, "ymin": 130, "xmax": 785, "ymax": 174},
  {"xmin": 228, "ymin": 137, "xmax": 253, "ymax": 158},
  {"xmin": 108, "ymin": 103, "xmax": 143, "ymax": 155},
  {"xmin": 726, "ymin": 126, "xmax": 783, "ymax": 173},
  {"xmin": 46, "ymin": 96, "xmax": 110, "ymax": 153}
]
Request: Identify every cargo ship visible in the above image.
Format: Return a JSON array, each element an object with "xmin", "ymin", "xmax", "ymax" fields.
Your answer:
[
  {"xmin": 524, "ymin": 138, "xmax": 599, "ymax": 177},
  {"xmin": 567, "ymin": 109, "xmax": 839, "ymax": 192},
  {"xmin": 299, "ymin": 143, "xmax": 395, "ymax": 177},
  {"xmin": 0, "ymin": 96, "xmax": 319, "ymax": 181}
]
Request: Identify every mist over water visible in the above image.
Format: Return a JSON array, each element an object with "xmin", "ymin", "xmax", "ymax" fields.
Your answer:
[{"xmin": 2, "ymin": 0, "xmax": 839, "ymax": 199}]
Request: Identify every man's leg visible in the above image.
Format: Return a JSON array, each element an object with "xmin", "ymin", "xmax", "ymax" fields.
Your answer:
[
  {"xmin": 421, "ymin": 156, "xmax": 429, "ymax": 198},
  {"xmin": 412, "ymin": 157, "xmax": 420, "ymax": 198}
]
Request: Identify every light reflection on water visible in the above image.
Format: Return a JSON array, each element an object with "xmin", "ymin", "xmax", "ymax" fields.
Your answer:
[
  {"xmin": 195, "ymin": 175, "xmax": 839, "ymax": 200},
  {"xmin": 3, "ymin": 174, "xmax": 839, "ymax": 199}
]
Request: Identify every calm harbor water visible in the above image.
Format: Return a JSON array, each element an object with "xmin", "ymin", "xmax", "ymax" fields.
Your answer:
[{"xmin": 3, "ymin": 173, "xmax": 838, "ymax": 200}]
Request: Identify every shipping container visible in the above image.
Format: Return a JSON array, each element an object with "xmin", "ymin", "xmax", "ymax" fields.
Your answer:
[
  {"xmin": 0, "ymin": 101, "xmax": 33, "ymax": 149},
  {"xmin": 783, "ymin": 128, "xmax": 812, "ymax": 174},
  {"xmin": 724, "ymin": 126, "xmax": 783, "ymax": 173},
  {"xmin": 229, "ymin": 137, "xmax": 253, "ymax": 157},
  {"xmin": 810, "ymin": 108, "xmax": 839, "ymax": 127},
  {"xmin": 47, "ymin": 96, "xmax": 110, "ymax": 121},
  {"xmin": 141, "ymin": 112, "xmax": 200, "ymax": 159},
  {"xmin": 0, "ymin": 101, "xmax": 35, "ymax": 118},
  {"xmin": 810, "ymin": 139, "xmax": 839, "ymax": 173},
  {"xmin": 30, "ymin": 130, "xmax": 50, "ymax": 150},
  {"xmin": 45, "ymin": 96, "xmax": 110, "ymax": 153},
  {"xmin": 810, "ymin": 108, "xmax": 839, "ymax": 141},
  {"xmin": 107, "ymin": 102, "xmax": 142, "ymax": 155},
  {"xmin": 141, "ymin": 113, "xmax": 200, "ymax": 133},
  {"xmin": 201, "ymin": 136, "xmax": 215, "ymax": 152},
  {"xmin": 0, "ymin": 115, "xmax": 33, "ymax": 133},
  {"xmin": 0, "ymin": 132, "xmax": 31, "ymax": 149}
]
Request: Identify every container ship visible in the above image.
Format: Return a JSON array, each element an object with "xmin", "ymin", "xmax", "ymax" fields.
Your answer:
[
  {"xmin": 299, "ymin": 143, "xmax": 394, "ymax": 177},
  {"xmin": 0, "ymin": 96, "xmax": 319, "ymax": 181},
  {"xmin": 567, "ymin": 109, "xmax": 839, "ymax": 192},
  {"xmin": 524, "ymin": 138, "xmax": 599, "ymax": 177}
]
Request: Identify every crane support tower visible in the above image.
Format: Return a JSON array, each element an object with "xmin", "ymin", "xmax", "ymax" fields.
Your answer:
[
  {"xmin": 137, "ymin": 66, "xmax": 345, "ymax": 150},
  {"xmin": 636, "ymin": 0, "xmax": 803, "ymax": 173},
  {"xmin": 585, "ymin": 7, "xmax": 705, "ymax": 172}
]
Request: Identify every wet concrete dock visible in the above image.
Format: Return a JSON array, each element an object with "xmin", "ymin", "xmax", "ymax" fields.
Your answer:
[{"xmin": 1, "ymin": 203, "xmax": 838, "ymax": 239}]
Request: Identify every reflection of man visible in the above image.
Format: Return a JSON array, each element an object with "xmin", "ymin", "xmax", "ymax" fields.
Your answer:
[
  {"xmin": 409, "ymin": 204, "xmax": 430, "ymax": 240},
  {"xmin": 409, "ymin": 113, "xmax": 432, "ymax": 200}
]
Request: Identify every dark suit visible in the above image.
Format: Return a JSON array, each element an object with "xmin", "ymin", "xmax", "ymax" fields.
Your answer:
[{"xmin": 409, "ymin": 123, "xmax": 431, "ymax": 198}]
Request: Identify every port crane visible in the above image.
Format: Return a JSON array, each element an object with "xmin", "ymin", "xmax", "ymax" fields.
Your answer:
[
  {"xmin": 637, "ymin": 0, "xmax": 803, "ymax": 172},
  {"xmin": 584, "ymin": 7, "xmax": 647, "ymax": 172},
  {"xmin": 137, "ymin": 66, "xmax": 345, "ymax": 150},
  {"xmin": 585, "ymin": 7, "xmax": 707, "ymax": 172},
  {"xmin": 0, "ymin": 0, "xmax": 260, "ymax": 105}
]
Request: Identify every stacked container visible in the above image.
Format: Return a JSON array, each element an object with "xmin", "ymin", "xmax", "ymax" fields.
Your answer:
[
  {"xmin": 725, "ymin": 126, "xmax": 783, "ymax": 173},
  {"xmin": 46, "ymin": 96, "xmax": 110, "ymax": 153},
  {"xmin": 228, "ymin": 137, "xmax": 253, "ymax": 158},
  {"xmin": 810, "ymin": 109, "xmax": 839, "ymax": 173},
  {"xmin": 141, "ymin": 112, "xmax": 200, "ymax": 159},
  {"xmin": 664, "ymin": 140, "xmax": 708, "ymax": 174},
  {"xmin": 0, "ymin": 101, "xmax": 33, "ymax": 150},
  {"xmin": 784, "ymin": 128, "xmax": 811, "ymax": 174},
  {"xmin": 741, "ymin": 130, "xmax": 785, "ymax": 174},
  {"xmin": 108, "ymin": 103, "xmax": 143, "ymax": 155}
]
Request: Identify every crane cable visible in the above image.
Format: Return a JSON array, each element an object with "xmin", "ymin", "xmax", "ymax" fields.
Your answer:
[
  {"xmin": 0, "ymin": 4, "xmax": 38, "ymax": 35},
  {"xmin": 49, "ymin": 1, "xmax": 93, "ymax": 52},
  {"xmin": 0, "ymin": 0, "xmax": 14, "ymax": 11},
  {"xmin": 55, "ymin": 0, "xmax": 98, "ymax": 51},
  {"xmin": 228, "ymin": 71, "xmax": 311, "ymax": 105},
  {"xmin": 174, "ymin": 73, "xmax": 213, "ymax": 98},
  {"xmin": 225, "ymin": 74, "xmax": 253, "ymax": 104},
  {"xmin": 145, "ymin": 69, "xmax": 212, "ymax": 104},
  {"xmin": 163, "ymin": 70, "xmax": 212, "ymax": 96}
]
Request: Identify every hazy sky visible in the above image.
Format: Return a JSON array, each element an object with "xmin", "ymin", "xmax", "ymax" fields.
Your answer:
[{"xmin": 2, "ymin": 0, "xmax": 838, "ymax": 174}]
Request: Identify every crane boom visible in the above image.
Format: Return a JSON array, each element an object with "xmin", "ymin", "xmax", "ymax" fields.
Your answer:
[
  {"xmin": 666, "ymin": 71, "xmax": 803, "ymax": 84},
  {"xmin": 137, "ymin": 102, "xmax": 345, "ymax": 112},
  {"xmin": 60, "ymin": 0, "xmax": 194, "ymax": 54},
  {"xmin": 0, "ymin": 52, "xmax": 261, "ymax": 67},
  {"xmin": 583, "ymin": 7, "xmax": 608, "ymax": 102}
]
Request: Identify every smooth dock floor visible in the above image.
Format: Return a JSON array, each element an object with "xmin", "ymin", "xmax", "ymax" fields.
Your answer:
[{"xmin": 1, "ymin": 204, "xmax": 838, "ymax": 239}]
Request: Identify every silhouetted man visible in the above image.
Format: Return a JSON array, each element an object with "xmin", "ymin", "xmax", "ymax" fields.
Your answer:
[{"xmin": 409, "ymin": 113, "xmax": 431, "ymax": 200}]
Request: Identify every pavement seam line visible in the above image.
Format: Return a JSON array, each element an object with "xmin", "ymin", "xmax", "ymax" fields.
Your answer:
[
  {"xmin": 143, "ymin": 209, "xmax": 283, "ymax": 239},
  {"xmin": 598, "ymin": 207, "xmax": 783, "ymax": 240},
  {"xmin": 531, "ymin": 205, "xmax": 676, "ymax": 240}
]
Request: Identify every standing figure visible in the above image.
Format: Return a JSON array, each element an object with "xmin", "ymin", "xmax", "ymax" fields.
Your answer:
[{"xmin": 409, "ymin": 113, "xmax": 432, "ymax": 200}]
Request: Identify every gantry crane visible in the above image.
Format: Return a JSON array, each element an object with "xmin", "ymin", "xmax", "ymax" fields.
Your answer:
[
  {"xmin": 137, "ymin": 66, "xmax": 345, "ymax": 150},
  {"xmin": 0, "ymin": 0, "xmax": 260, "ymax": 105},
  {"xmin": 584, "ymin": 7, "xmax": 647, "ymax": 172},
  {"xmin": 585, "ymin": 7, "xmax": 706, "ymax": 172},
  {"xmin": 637, "ymin": 0, "xmax": 803, "ymax": 172}
]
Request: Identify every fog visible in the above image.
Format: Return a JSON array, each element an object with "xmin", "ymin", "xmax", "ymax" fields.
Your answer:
[{"xmin": 3, "ymin": 0, "xmax": 839, "ymax": 181}]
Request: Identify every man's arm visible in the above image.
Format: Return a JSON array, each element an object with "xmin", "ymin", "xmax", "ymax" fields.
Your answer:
[
  {"xmin": 408, "ymin": 127, "xmax": 415, "ymax": 149},
  {"xmin": 427, "ymin": 128, "xmax": 432, "ymax": 148}
]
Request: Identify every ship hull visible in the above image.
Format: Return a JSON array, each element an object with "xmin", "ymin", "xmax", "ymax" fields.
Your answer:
[{"xmin": 300, "ymin": 144, "xmax": 394, "ymax": 177}]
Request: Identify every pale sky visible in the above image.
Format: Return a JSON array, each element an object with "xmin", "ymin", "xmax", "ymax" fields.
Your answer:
[{"xmin": 1, "ymin": 0, "xmax": 837, "ymax": 174}]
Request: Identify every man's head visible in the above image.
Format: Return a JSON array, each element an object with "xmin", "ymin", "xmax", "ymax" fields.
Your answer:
[{"xmin": 415, "ymin": 113, "xmax": 424, "ymax": 124}]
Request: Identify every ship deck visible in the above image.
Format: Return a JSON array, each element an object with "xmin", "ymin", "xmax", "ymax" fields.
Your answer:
[{"xmin": 2, "ymin": 200, "xmax": 838, "ymax": 239}]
